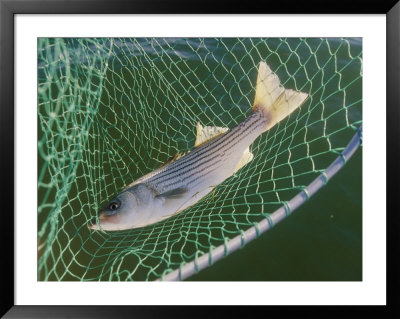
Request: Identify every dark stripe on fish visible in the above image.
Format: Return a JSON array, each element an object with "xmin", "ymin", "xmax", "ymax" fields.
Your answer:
[{"xmin": 147, "ymin": 112, "xmax": 265, "ymax": 186}]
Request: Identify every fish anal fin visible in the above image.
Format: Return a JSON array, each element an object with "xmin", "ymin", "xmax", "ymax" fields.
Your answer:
[
  {"xmin": 195, "ymin": 122, "xmax": 229, "ymax": 147},
  {"xmin": 233, "ymin": 147, "xmax": 254, "ymax": 173}
]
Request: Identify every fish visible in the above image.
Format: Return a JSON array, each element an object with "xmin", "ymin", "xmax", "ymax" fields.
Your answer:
[{"xmin": 89, "ymin": 62, "xmax": 308, "ymax": 231}]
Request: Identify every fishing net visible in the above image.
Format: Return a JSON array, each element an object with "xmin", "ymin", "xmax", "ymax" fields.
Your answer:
[{"xmin": 37, "ymin": 38, "xmax": 362, "ymax": 281}]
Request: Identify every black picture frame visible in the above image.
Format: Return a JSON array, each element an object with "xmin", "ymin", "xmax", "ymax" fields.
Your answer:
[{"xmin": 1, "ymin": 0, "xmax": 398, "ymax": 318}]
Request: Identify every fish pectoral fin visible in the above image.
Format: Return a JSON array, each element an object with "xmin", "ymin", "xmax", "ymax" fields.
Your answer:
[
  {"xmin": 233, "ymin": 147, "xmax": 254, "ymax": 173},
  {"xmin": 155, "ymin": 187, "xmax": 189, "ymax": 200},
  {"xmin": 195, "ymin": 122, "xmax": 229, "ymax": 147},
  {"xmin": 155, "ymin": 187, "xmax": 189, "ymax": 209}
]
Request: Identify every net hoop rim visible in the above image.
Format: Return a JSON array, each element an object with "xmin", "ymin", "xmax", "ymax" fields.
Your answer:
[{"xmin": 159, "ymin": 125, "xmax": 362, "ymax": 281}]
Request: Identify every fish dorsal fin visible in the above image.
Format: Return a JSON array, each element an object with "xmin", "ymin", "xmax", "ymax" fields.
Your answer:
[
  {"xmin": 195, "ymin": 122, "xmax": 229, "ymax": 147},
  {"xmin": 168, "ymin": 152, "xmax": 187, "ymax": 162},
  {"xmin": 124, "ymin": 151, "xmax": 189, "ymax": 190},
  {"xmin": 158, "ymin": 151, "xmax": 188, "ymax": 168},
  {"xmin": 233, "ymin": 147, "xmax": 254, "ymax": 173}
]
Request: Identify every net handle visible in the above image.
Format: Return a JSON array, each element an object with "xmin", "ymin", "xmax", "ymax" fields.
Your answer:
[{"xmin": 158, "ymin": 125, "xmax": 362, "ymax": 281}]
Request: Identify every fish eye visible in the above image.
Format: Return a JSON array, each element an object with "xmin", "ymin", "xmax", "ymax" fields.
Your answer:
[{"xmin": 109, "ymin": 202, "xmax": 119, "ymax": 210}]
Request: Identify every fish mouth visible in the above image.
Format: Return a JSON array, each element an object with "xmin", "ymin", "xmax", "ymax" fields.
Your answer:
[
  {"xmin": 88, "ymin": 217, "xmax": 99, "ymax": 230},
  {"xmin": 88, "ymin": 212, "xmax": 121, "ymax": 231}
]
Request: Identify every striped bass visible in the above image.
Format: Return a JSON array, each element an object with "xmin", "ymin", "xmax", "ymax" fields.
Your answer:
[{"xmin": 89, "ymin": 62, "xmax": 308, "ymax": 231}]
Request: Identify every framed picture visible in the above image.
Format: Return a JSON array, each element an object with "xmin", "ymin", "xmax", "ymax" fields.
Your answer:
[{"xmin": 1, "ymin": 0, "xmax": 397, "ymax": 317}]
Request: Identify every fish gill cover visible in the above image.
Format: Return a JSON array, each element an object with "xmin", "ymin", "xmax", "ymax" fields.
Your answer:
[{"xmin": 37, "ymin": 38, "xmax": 362, "ymax": 281}]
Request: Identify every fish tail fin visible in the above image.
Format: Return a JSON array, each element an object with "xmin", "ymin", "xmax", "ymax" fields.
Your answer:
[{"xmin": 252, "ymin": 62, "xmax": 308, "ymax": 131}]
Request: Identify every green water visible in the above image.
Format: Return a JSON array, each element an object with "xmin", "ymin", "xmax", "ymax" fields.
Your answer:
[{"xmin": 38, "ymin": 38, "xmax": 362, "ymax": 281}]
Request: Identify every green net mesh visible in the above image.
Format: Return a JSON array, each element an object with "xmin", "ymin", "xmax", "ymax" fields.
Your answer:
[{"xmin": 38, "ymin": 38, "xmax": 362, "ymax": 281}]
